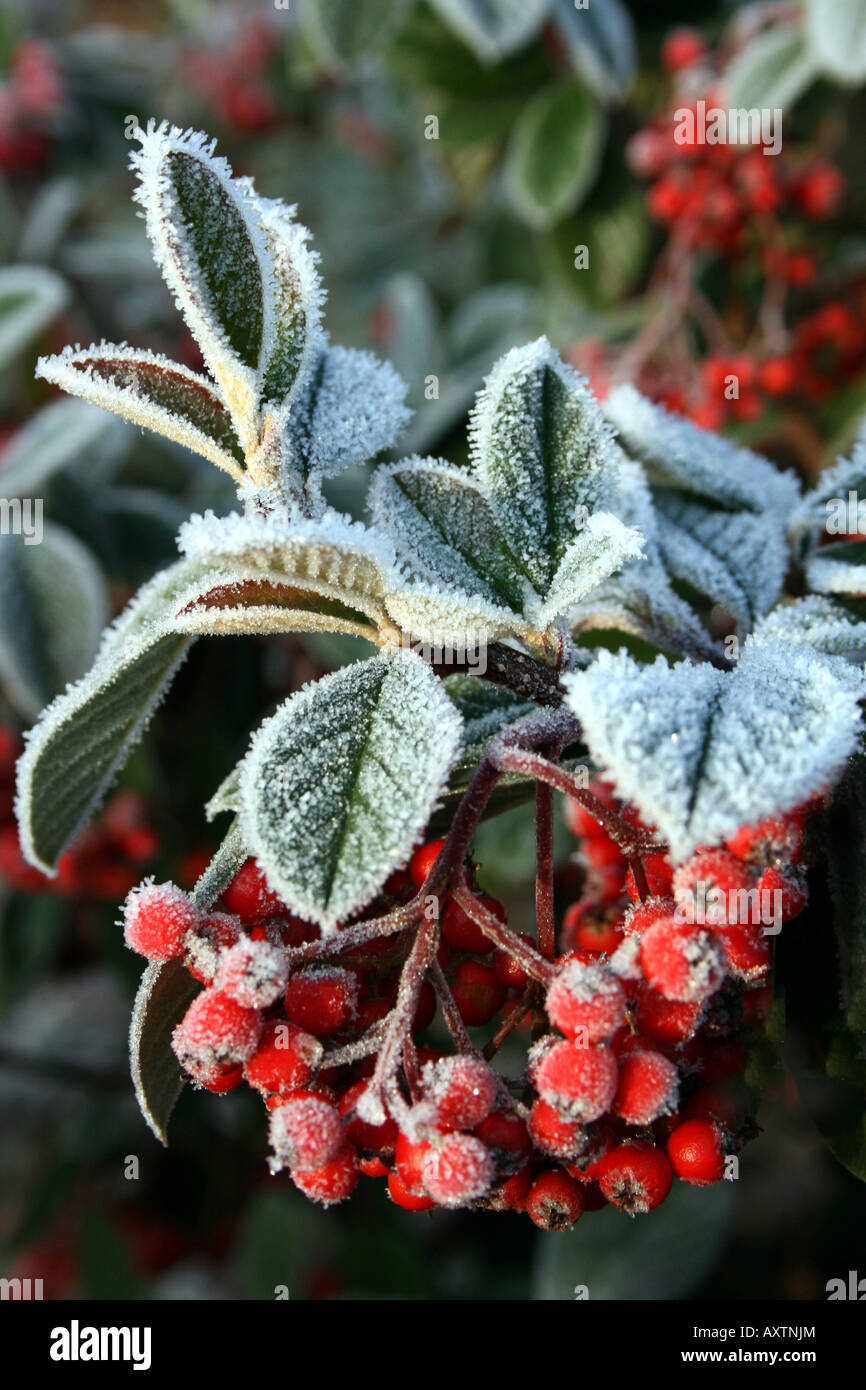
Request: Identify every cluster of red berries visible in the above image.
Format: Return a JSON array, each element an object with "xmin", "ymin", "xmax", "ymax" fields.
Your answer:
[
  {"xmin": 0, "ymin": 725, "xmax": 159, "ymax": 898},
  {"xmin": 180, "ymin": 21, "xmax": 279, "ymax": 134},
  {"xmin": 122, "ymin": 774, "xmax": 811, "ymax": 1229},
  {"xmin": 0, "ymin": 40, "xmax": 61, "ymax": 175}
]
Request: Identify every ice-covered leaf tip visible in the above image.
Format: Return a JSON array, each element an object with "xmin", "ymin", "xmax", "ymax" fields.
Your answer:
[{"xmin": 35, "ymin": 123, "xmax": 410, "ymax": 503}]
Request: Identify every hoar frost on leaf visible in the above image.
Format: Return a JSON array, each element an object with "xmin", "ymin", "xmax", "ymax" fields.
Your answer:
[
  {"xmin": 238, "ymin": 650, "xmax": 463, "ymax": 932},
  {"xmin": 749, "ymin": 597, "xmax": 866, "ymax": 673},
  {"xmin": 562, "ymin": 643, "xmax": 862, "ymax": 862},
  {"xmin": 428, "ymin": 0, "xmax": 551, "ymax": 63}
]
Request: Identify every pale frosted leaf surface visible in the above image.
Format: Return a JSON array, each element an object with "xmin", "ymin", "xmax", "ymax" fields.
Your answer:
[
  {"xmin": 604, "ymin": 383, "xmax": 800, "ymax": 515},
  {"xmin": 384, "ymin": 582, "xmax": 533, "ymax": 648},
  {"xmin": 286, "ymin": 346, "xmax": 411, "ymax": 486},
  {"xmin": 428, "ymin": 0, "xmax": 551, "ymax": 61},
  {"xmin": 205, "ymin": 766, "xmax": 243, "ymax": 822},
  {"xmin": 563, "ymin": 643, "xmax": 862, "ymax": 860},
  {"xmin": 443, "ymin": 674, "xmax": 535, "ymax": 758},
  {"xmin": 36, "ymin": 344, "xmax": 245, "ymax": 481},
  {"xmin": 750, "ymin": 597, "xmax": 866, "ymax": 668},
  {"xmin": 239, "ymin": 651, "xmax": 463, "ymax": 931},
  {"xmin": 169, "ymin": 563, "xmax": 386, "ymax": 644},
  {"xmin": 553, "ymin": 0, "xmax": 636, "ymax": 100},
  {"xmin": 129, "ymin": 958, "xmax": 200, "ymax": 1145},
  {"xmin": 805, "ymin": 546, "xmax": 866, "ymax": 597},
  {"xmin": 0, "ymin": 400, "xmax": 124, "ymax": 500},
  {"xmin": 0, "ymin": 264, "xmax": 68, "ymax": 369},
  {"xmin": 257, "ymin": 198, "xmax": 324, "ymax": 418},
  {"xmin": 15, "ymin": 558, "xmax": 208, "ymax": 873},
  {"xmin": 531, "ymin": 511, "xmax": 644, "ymax": 628},
  {"xmin": 0, "ymin": 523, "xmax": 108, "ymax": 721},
  {"xmin": 370, "ymin": 457, "xmax": 530, "ymax": 612},
  {"xmin": 790, "ymin": 444, "xmax": 866, "ymax": 532},
  {"xmin": 654, "ymin": 491, "xmax": 788, "ymax": 629},
  {"xmin": 469, "ymin": 338, "xmax": 625, "ymax": 591},
  {"xmin": 191, "ymin": 818, "xmax": 248, "ymax": 911}
]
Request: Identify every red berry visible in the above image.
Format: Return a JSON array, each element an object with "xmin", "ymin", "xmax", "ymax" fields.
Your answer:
[
  {"xmin": 172, "ymin": 988, "xmax": 263, "ymax": 1079},
  {"xmin": 243, "ymin": 1018, "xmax": 323, "ymax": 1094},
  {"xmin": 421, "ymin": 1054, "xmax": 496, "ymax": 1132},
  {"xmin": 661, "ymin": 27, "xmax": 706, "ymax": 72},
  {"xmin": 394, "ymin": 1132, "xmax": 432, "ymax": 1195},
  {"xmin": 441, "ymin": 894, "xmax": 504, "ymax": 954},
  {"xmin": 528, "ymin": 1097, "xmax": 587, "ymax": 1160},
  {"xmin": 422, "ymin": 1133, "xmax": 494, "ymax": 1208},
  {"xmin": 489, "ymin": 1164, "xmax": 533, "ymax": 1212},
  {"xmin": 491, "ymin": 938, "xmax": 532, "ymax": 988},
  {"xmin": 408, "ymin": 838, "xmax": 446, "ymax": 888},
  {"xmin": 640, "ymin": 918, "xmax": 727, "ymax": 1003},
  {"xmin": 725, "ymin": 813, "xmax": 804, "ymax": 866},
  {"xmin": 758, "ymin": 356, "xmax": 797, "ymax": 397},
  {"xmin": 626, "ymin": 851, "xmax": 673, "ymax": 903},
  {"xmin": 122, "ymin": 881, "xmax": 199, "ymax": 962},
  {"xmin": 756, "ymin": 864, "xmax": 807, "ymax": 922},
  {"xmin": 581, "ymin": 835, "xmax": 626, "ymax": 871},
  {"xmin": 182, "ymin": 911, "xmax": 241, "ymax": 984},
  {"xmin": 634, "ymin": 984, "xmax": 705, "ymax": 1043},
  {"xmin": 291, "ymin": 1141, "xmax": 359, "ymax": 1206},
  {"xmin": 526, "ymin": 1170, "xmax": 584, "ymax": 1231},
  {"xmin": 795, "ymin": 162, "xmax": 845, "ymax": 219},
  {"xmin": 269, "ymin": 1095, "xmax": 344, "ymax": 1172},
  {"xmin": 613, "ymin": 1050, "xmax": 680, "ymax": 1126},
  {"xmin": 387, "ymin": 1169, "xmax": 435, "ymax": 1211},
  {"xmin": 215, "ymin": 936, "xmax": 289, "ymax": 1009},
  {"xmin": 535, "ymin": 1041, "xmax": 619, "ymax": 1123},
  {"xmin": 713, "ymin": 921, "xmax": 771, "ymax": 984},
  {"xmin": 621, "ymin": 895, "xmax": 676, "ymax": 937},
  {"xmin": 474, "ymin": 1110, "xmax": 531, "ymax": 1170},
  {"xmin": 449, "ymin": 959, "xmax": 506, "ymax": 1025},
  {"xmin": 673, "ymin": 850, "xmax": 755, "ymax": 926},
  {"xmin": 546, "ymin": 959, "xmax": 626, "ymax": 1043},
  {"xmin": 596, "ymin": 1141, "xmax": 673, "ymax": 1214},
  {"xmin": 199, "ymin": 1063, "xmax": 243, "ymax": 1094},
  {"xmin": 338, "ymin": 1080, "xmax": 399, "ymax": 1154},
  {"xmin": 564, "ymin": 780, "xmax": 619, "ymax": 838},
  {"xmin": 221, "ymin": 858, "xmax": 284, "ymax": 925},
  {"xmin": 667, "ymin": 1118, "xmax": 726, "ymax": 1185},
  {"xmin": 284, "ymin": 966, "xmax": 359, "ymax": 1037}
]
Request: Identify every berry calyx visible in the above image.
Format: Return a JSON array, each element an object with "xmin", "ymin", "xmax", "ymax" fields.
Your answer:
[
  {"xmin": 526, "ymin": 1170, "xmax": 584, "ymax": 1231},
  {"xmin": 596, "ymin": 1142, "xmax": 673, "ymax": 1215}
]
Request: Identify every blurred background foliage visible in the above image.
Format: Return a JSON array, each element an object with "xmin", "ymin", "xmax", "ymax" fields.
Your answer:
[{"xmin": 2, "ymin": 0, "xmax": 866, "ymax": 1300}]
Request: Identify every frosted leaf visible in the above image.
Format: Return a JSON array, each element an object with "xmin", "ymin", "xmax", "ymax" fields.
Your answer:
[
  {"xmin": 384, "ymin": 581, "xmax": 534, "ymax": 649},
  {"xmin": 530, "ymin": 511, "xmax": 644, "ymax": 629},
  {"xmin": 552, "ymin": 0, "xmax": 636, "ymax": 101},
  {"xmin": 0, "ymin": 399, "xmax": 124, "ymax": 499},
  {"xmin": 205, "ymin": 766, "xmax": 242, "ymax": 822},
  {"xmin": 443, "ymin": 674, "xmax": 535, "ymax": 757},
  {"xmin": 238, "ymin": 650, "xmax": 463, "ymax": 931},
  {"xmin": 428, "ymin": 0, "xmax": 551, "ymax": 62},
  {"xmin": 749, "ymin": 596, "xmax": 866, "ymax": 669},
  {"xmin": 170, "ymin": 565, "xmax": 386, "ymax": 644},
  {"xmin": 0, "ymin": 523, "xmax": 108, "ymax": 722},
  {"xmin": 36, "ymin": 343, "xmax": 245, "ymax": 482},
  {"xmin": 805, "ymin": 545, "xmax": 866, "ymax": 596},
  {"xmin": 654, "ymin": 491, "xmax": 788, "ymax": 630},
  {"xmin": 130, "ymin": 123, "xmax": 324, "ymax": 453},
  {"xmin": 129, "ymin": 958, "xmax": 200, "ymax": 1145},
  {"xmin": 563, "ymin": 642, "xmax": 862, "ymax": 861},
  {"xmin": 604, "ymin": 383, "xmax": 801, "ymax": 515},
  {"xmin": 0, "ymin": 264, "xmax": 68, "ymax": 369},
  {"xmin": 286, "ymin": 345, "xmax": 411, "ymax": 487},
  {"xmin": 468, "ymin": 338, "xmax": 628, "ymax": 592},
  {"xmin": 370, "ymin": 457, "xmax": 531, "ymax": 612},
  {"xmin": 15, "ymin": 558, "xmax": 209, "ymax": 873}
]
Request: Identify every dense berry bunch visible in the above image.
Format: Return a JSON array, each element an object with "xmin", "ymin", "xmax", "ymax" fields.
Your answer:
[{"xmin": 120, "ymin": 771, "xmax": 813, "ymax": 1228}]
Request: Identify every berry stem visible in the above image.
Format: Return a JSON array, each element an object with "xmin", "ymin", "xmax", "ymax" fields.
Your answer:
[
  {"xmin": 483, "ymin": 982, "xmax": 540, "ymax": 1060},
  {"xmin": 535, "ymin": 781, "xmax": 556, "ymax": 960},
  {"xmin": 628, "ymin": 855, "xmax": 651, "ymax": 903},
  {"xmin": 453, "ymin": 875, "xmax": 556, "ymax": 987}
]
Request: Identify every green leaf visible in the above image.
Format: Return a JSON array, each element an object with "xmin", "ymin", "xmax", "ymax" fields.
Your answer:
[
  {"xmin": 302, "ymin": 0, "xmax": 412, "ymax": 63},
  {"xmin": 552, "ymin": 0, "xmax": 636, "ymax": 102},
  {"xmin": 531, "ymin": 1177, "xmax": 735, "ymax": 1299},
  {"xmin": 0, "ymin": 400, "xmax": 123, "ymax": 500},
  {"xmin": 16, "ymin": 559, "xmax": 204, "ymax": 874},
  {"xmin": 429, "ymin": 0, "xmax": 551, "ymax": 63},
  {"xmin": 725, "ymin": 25, "xmax": 819, "ymax": 109},
  {"xmin": 0, "ymin": 523, "xmax": 109, "ymax": 721},
  {"xmin": 505, "ymin": 83, "xmax": 606, "ymax": 230},
  {"xmin": 443, "ymin": 673, "xmax": 535, "ymax": 756},
  {"xmin": 129, "ymin": 957, "xmax": 201, "ymax": 1146},
  {"xmin": 239, "ymin": 651, "xmax": 463, "ymax": 931},
  {"xmin": 0, "ymin": 265, "xmax": 68, "ymax": 370},
  {"xmin": 806, "ymin": 0, "xmax": 866, "ymax": 84}
]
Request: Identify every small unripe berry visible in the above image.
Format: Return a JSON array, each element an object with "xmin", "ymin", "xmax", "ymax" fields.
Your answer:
[
  {"xmin": 641, "ymin": 918, "xmax": 727, "ymax": 1002},
  {"xmin": 123, "ymin": 881, "xmax": 199, "ymax": 962},
  {"xmin": 546, "ymin": 958, "xmax": 626, "ymax": 1043},
  {"xmin": 269, "ymin": 1095, "xmax": 344, "ymax": 1172},
  {"xmin": 215, "ymin": 936, "xmax": 289, "ymax": 1009},
  {"xmin": 526, "ymin": 1170, "xmax": 584, "ymax": 1231},
  {"xmin": 535, "ymin": 1041, "xmax": 619, "ymax": 1124},
  {"xmin": 613, "ymin": 1050, "xmax": 680, "ymax": 1126},
  {"xmin": 596, "ymin": 1141, "xmax": 673, "ymax": 1215},
  {"xmin": 290, "ymin": 1141, "xmax": 359, "ymax": 1206},
  {"xmin": 244, "ymin": 1018, "xmax": 323, "ymax": 1094},
  {"xmin": 421, "ymin": 1054, "xmax": 497, "ymax": 1132},
  {"xmin": 285, "ymin": 966, "xmax": 359, "ymax": 1036},
  {"xmin": 667, "ymin": 1118, "xmax": 726, "ymax": 1185},
  {"xmin": 422, "ymin": 1133, "xmax": 494, "ymax": 1208}
]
